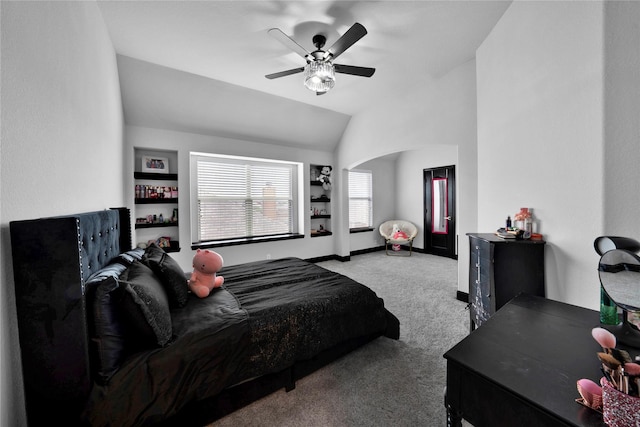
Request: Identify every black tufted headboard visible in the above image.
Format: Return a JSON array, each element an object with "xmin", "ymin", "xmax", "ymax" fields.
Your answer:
[{"xmin": 10, "ymin": 208, "xmax": 131, "ymax": 426}]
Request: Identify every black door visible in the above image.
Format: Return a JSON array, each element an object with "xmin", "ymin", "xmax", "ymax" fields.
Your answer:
[{"xmin": 424, "ymin": 166, "xmax": 456, "ymax": 259}]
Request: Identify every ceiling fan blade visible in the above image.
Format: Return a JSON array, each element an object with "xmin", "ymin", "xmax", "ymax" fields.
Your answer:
[
  {"xmin": 326, "ymin": 22, "xmax": 368, "ymax": 61},
  {"xmin": 334, "ymin": 64, "xmax": 376, "ymax": 77},
  {"xmin": 268, "ymin": 28, "xmax": 310, "ymax": 60},
  {"xmin": 265, "ymin": 67, "xmax": 305, "ymax": 80}
]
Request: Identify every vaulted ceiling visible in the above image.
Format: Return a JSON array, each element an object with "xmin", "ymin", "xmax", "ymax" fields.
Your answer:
[{"xmin": 97, "ymin": 1, "xmax": 511, "ymax": 150}]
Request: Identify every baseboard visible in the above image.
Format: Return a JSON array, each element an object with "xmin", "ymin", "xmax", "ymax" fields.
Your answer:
[
  {"xmin": 350, "ymin": 246, "xmax": 385, "ymax": 257},
  {"xmin": 306, "ymin": 254, "xmax": 344, "ymax": 263},
  {"xmin": 456, "ymin": 291, "xmax": 469, "ymax": 303},
  {"xmin": 308, "ymin": 246, "xmax": 434, "ymax": 263}
]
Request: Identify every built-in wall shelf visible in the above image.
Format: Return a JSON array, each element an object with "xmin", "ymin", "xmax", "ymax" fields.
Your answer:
[
  {"xmin": 309, "ymin": 164, "xmax": 332, "ymax": 238},
  {"xmin": 135, "ymin": 222, "xmax": 179, "ymax": 229},
  {"xmin": 311, "ymin": 196, "xmax": 330, "ymax": 203},
  {"xmin": 135, "ymin": 198, "xmax": 179, "ymax": 204},
  {"xmin": 133, "ymin": 148, "xmax": 180, "ymax": 251},
  {"xmin": 134, "ymin": 172, "xmax": 178, "ymax": 181}
]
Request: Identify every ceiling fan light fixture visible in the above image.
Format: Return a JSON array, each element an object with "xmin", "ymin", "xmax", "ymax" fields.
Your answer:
[{"xmin": 303, "ymin": 61, "xmax": 335, "ymax": 93}]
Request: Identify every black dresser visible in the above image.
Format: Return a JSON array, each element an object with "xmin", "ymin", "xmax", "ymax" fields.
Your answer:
[{"xmin": 467, "ymin": 233, "xmax": 546, "ymax": 331}]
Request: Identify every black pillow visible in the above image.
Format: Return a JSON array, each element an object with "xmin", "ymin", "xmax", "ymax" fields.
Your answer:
[
  {"xmin": 90, "ymin": 275, "xmax": 128, "ymax": 384},
  {"xmin": 119, "ymin": 261, "xmax": 173, "ymax": 347},
  {"xmin": 142, "ymin": 243, "xmax": 189, "ymax": 308}
]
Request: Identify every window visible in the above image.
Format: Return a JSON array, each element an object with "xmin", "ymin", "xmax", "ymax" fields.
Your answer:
[
  {"xmin": 190, "ymin": 153, "xmax": 302, "ymax": 245},
  {"xmin": 349, "ymin": 169, "xmax": 373, "ymax": 230}
]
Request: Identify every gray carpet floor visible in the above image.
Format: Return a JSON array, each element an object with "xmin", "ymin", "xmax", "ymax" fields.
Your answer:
[{"xmin": 209, "ymin": 251, "xmax": 469, "ymax": 427}]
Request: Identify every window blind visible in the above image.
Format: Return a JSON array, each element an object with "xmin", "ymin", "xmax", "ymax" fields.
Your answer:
[
  {"xmin": 349, "ymin": 170, "xmax": 373, "ymax": 229},
  {"xmin": 192, "ymin": 154, "xmax": 298, "ymax": 243}
]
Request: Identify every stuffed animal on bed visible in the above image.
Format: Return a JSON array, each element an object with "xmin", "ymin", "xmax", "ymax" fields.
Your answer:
[{"xmin": 189, "ymin": 249, "xmax": 224, "ymax": 298}]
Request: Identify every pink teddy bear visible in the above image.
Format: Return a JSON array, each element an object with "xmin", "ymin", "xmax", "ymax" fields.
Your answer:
[
  {"xmin": 392, "ymin": 223, "xmax": 409, "ymax": 240},
  {"xmin": 189, "ymin": 249, "xmax": 224, "ymax": 298},
  {"xmin": 392, "ymin": 224, "xmax": 409, "ymax": 252}
]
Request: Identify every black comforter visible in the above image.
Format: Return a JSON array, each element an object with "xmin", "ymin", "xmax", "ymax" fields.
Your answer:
[{"xmin": 83, "ymin": 257, "xmax": 399, "ymax": 426}]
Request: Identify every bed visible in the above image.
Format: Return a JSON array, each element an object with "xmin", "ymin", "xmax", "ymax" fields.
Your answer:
[{"xmin": 9, "ymin": 208, "xmax": 399, "ymax": 426}]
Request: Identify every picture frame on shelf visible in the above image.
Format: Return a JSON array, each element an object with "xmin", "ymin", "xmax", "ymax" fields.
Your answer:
[{"xmin": 142, "ymin": 156, "xmax": 169, "ymax": 174}]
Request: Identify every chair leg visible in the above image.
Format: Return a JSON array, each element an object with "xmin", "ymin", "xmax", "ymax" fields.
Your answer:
[{"xmin": 385, "ymin": 241, "xmax": 413, "ymax": 256}]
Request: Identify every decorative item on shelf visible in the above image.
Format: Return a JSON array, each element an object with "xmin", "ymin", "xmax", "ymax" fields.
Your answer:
[
  {"xmin": 153, "ymin": 236, "xmax": 172, "ymax": 249},
  {"xmin": 135, "ymin": 185, "xmax": 177, "ymax": 199},
  {"xmin": 141, "ymin": 156, "xmax": 169, "ymax": 174},
  {"xmin": 318, "ymin": 165, "xmax": 332, "ymax": 190},
  {"xmin": 136, "ymin": 212, "xmax": 178, "ymax": 225},
  {"xmin": 509, "ymin": 207, "xmax": 543, "ymax": 240},
  {"xmin": 514, "ymin": 207, "xmax": 532, "ymax": 233},
  {"xmin": 495, "ymin": 228, "xmax": 524, "ymax": 240}
]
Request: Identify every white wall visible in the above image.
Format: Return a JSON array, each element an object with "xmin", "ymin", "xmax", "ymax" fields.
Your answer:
[
  {"xmin": 395, "ymin": 146, "xmax": 458, "ymax": 251},
  {"xmin": 603, "ymin": 1, "xmax": 640, "ymax": 239},
  {"xmin": 336, "ymin": 59, "xmax": 478, "ymax": 291},
  {"xmin": 348, "ymin": 157, "xmax": 397, "ymax": 252},
  {"xmin": 125, "ymin": 125, "xmax": 336, "ymax": 270},
  {"xmin": 476, "ymin": 1, "xmax": 607, "ymax": 309},
  {"xmin": 0, "ymin": 2, "xmax": 124, "ymax": 425}
]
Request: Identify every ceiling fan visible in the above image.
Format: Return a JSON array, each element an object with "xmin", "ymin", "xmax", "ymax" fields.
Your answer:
[{"xmin": 265, "ymin": 22, "xmax": 375, "ymax": 95}]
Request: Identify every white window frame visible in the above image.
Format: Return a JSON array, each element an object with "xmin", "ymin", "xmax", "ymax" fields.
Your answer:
[
  {"xmin": 348, "ymin": 169, "xmax": 373, "ymax": 230},
  {"xmin": 190, "ymin": 152, "xmax": 303, "ymax": 246}
]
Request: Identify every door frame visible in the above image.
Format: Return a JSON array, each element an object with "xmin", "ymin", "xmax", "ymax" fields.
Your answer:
[{"xmin": 424, "ymin": 165, "xmax": 457, "ymax": 259}]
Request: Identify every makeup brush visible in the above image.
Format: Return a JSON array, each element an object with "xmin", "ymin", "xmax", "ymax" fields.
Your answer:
[
  {"xmin": 598, "ymin": 352, "xmax": 622, "ymax": 370},
  {"xmin": 609, "ymin": 347, "xmax": 633, "ymax": 364},
  {"xmin": 592, "ymin": 327, "xmax": 616, "ymax": 350},
  {"xmin": 577, "ymin": 378, "xmax": 603, "ymax": 410},
  {"xmin": 598, "ymin": 352, "xmax": 621, "ymax": 389},
  {"xmin": 624, "ymin": 362, "xmax": 640, "ymax": 396},
  {"xmin": 624, "ymin": 362, "xmax": 640, "ymax": 376}
]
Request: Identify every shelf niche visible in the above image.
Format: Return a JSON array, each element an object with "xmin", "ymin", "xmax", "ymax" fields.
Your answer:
[
  {"xmin": 310, "ymin": 164, "xmax": 332, "ymax": 238},
  {"xmin": 134, "ymin": 148, "xmax": 180, "ymax": 252}
]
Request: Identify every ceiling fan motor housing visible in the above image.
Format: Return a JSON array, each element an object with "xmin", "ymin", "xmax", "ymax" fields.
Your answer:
[{"xmin": 312, "ymin": 34, "xmax": 327, "ymax": 49}]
